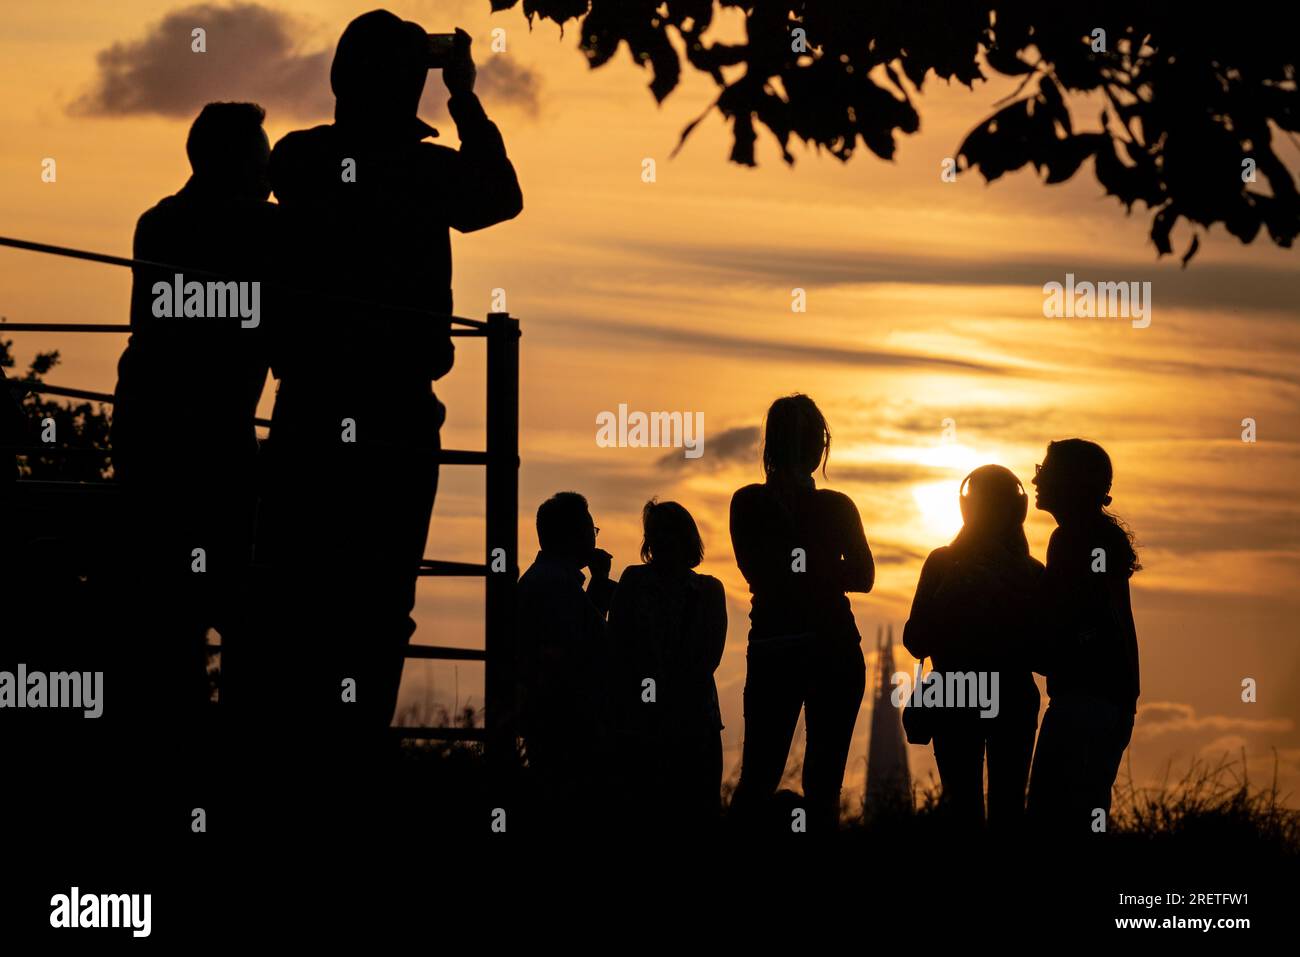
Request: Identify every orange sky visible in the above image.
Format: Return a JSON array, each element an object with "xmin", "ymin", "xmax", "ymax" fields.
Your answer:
[{"xmin": 3, "ymin": 0, "xmax": 1299, "ymax": 806}]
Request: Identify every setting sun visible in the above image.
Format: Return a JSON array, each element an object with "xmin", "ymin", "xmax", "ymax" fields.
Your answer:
[
  {"xmin": 909, "ymin": 441, "xmax": 986, "ymax": 473},
  {"xmin": 911, "ymin": 480, "xmax": 964, "ymax": 541}
]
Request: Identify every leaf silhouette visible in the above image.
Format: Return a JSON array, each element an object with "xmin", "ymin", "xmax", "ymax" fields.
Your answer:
[{"xmin": 511, "ymin": 1, "xmax": 1300, "ymax": 261}]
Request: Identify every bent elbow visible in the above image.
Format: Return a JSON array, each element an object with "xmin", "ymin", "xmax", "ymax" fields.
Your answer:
[
  {"xmin": 503, "ymin": 185, "xmax": 524, "ymax": 220},
  {"xmin": 490, "ymin": 171, "xmax": 524, "ymax": 225},
  {"xmin": 847, "ymin": 564, "xmax": 874, "ymax": 594}
]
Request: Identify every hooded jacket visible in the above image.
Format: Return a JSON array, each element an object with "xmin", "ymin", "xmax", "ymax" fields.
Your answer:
[{"xmin": 268, "ymin": 10, "xmax": 523, "ymax": 437}]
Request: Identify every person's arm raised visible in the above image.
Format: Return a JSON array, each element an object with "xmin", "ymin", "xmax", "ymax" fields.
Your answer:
[{"xmin": 442, "ymin": 28, "xmax": 524, "ymax": 233}]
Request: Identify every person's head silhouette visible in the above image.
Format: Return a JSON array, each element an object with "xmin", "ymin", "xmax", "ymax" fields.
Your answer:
[
  {"xmin": 639, "ymin": 499, "xmax": 704, "ymax": 572},
  {"xmin": 536, "ymin": 491, "xmax": 598, "ymax": 567},
  {"xmin": 1032, "ymin": 438, "xmax": 1114, "ymax": 520},
  {"xmin": 330, "ymin": 9, "xmax": 432, "ymax": 136},
  {"xmin": 186, "ymin": 102, "xmax": 270, "ymax": 200},
  {"xmin": 186, "ymin": 102, "xmax": 270, "ymax": 199},
  {"xmin": 1033, "ymin": 437, "xmax": 1140, "ymax": 572},
  {"xmin": 956, "ymin": 464, "xmax": 1030, "ymax": 555},
  {"xmin": 761, "ymin": 393, "xmax": 830, "ymax": 482}
]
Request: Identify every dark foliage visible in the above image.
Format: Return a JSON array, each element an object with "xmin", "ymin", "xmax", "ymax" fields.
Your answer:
[
  {"xmin": 0, "ymin": 329, "xmax": 113, "ymax": 482},
  {"xmin": 498, "ymin": 1, "xmax": 1299, "ymax": 262}
]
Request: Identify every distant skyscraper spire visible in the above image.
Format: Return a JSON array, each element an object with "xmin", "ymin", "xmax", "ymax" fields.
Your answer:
[{"xmin": 865, "ymin": 622, "xmax": 912, "ymax": 813}]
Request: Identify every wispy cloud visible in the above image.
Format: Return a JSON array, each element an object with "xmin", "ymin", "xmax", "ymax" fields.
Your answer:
[
  {"xmin": 70, "ymin": 2, "xmax": 540, "ymax": 121},
  {"xmin": 620, "ymin": 241, "xmax": 1300, "ymax": 316},
  {"xmin": 547, "ymin": 317, "xmax": 1014, "ymax": 375},
  {"xmin": 1134, "ymin": 701, "xmax": 1293, "ymax": 739},
  {"xmin": 657, "ymin": 424, "xmax": 757, "ymax": 471},
  {"xmin": 1139, "ymin": 511, "xmax": 1300, "ymax": 556}
]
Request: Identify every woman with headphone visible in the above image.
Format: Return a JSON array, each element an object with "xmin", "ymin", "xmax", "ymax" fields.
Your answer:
[{"xmin": 902, "ymin": 465, "xmax": 1045, "ymax": 831}]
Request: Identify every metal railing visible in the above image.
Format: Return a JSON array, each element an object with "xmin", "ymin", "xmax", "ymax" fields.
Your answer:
[{"xmin": 0, "ymin": 234, "xmax": 519, "ymax": 755}]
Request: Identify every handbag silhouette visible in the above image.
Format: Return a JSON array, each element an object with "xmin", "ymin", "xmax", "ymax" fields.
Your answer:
[{"xmin": 901, "ymin": 658, "xmax": 937, "ymax": 746}]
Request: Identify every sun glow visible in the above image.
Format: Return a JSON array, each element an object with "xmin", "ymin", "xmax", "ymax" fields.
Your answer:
[
  {"xmin": 908, "ymin": 441, "xmax": 985, "ymax": 472},
  {"xmin": 912, "ymin": 480, "xmax": 964, "ymax": 541},
  {"xmin": 901, "ymin": 442, "xmax": 1003, "ymax": 542}
]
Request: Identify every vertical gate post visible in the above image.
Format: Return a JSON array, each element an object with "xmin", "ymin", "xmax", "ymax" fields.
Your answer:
[{"xmin": 484, "ymin": 312, "xmax": 519, "ymax": 769}]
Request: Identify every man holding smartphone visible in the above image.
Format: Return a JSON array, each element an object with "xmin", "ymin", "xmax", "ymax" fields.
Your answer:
[{"xmin": 254, "ymin": 9, "xmax": 523, "ymax": 798}]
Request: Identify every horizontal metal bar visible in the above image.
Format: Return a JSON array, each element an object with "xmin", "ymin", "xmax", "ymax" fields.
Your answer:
[
  {"xmin": 10, "ymin": 384, "xmax": 492, "ymax": 464},
  {"xmin": 0, "ymin": 235, "xmax": 487, "ymax": 329},
  {"xmin": 1, "ymin": 321, "xmax": 484, "ymax": 337},
  {"xmin": 3, "ymin": 443, "xmax": 489, "ymax": 466},
  {"xmin": 203, "ymin": 641, "xmax": 485, "ymax": 663},
  {"xmin": 11, "ymin": 381, "xmax": 271, "ymax": 427},
  {"xmin": 418, "ymin": 559, "xmax": 487, "ymax": 576},
  {"xmin": 403, "ymin": 644, "xmax": 486, "ymax": 661},
  {"xmin": 1, "ymin": 322, "xmax": 130, "ymax": 333},
  {"xmin": 392, "ymin": 726, "xmax": 486, "ymax": 741},
  {"xmin": 432, "ymin": 450, "xmax": 488, "ymax": 465},
  {"xmin": 9, "ymin": 383, "xmax": 115, "ymax": 404}
]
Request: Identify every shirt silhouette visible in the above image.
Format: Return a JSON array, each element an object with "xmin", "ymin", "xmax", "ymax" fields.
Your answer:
[
  {"xmin": 1037, "ymin": 520, "xmax": 1140, "ymax": 711},
  {"xmin": 608, "ymin": 560, "xmax": 727, "ymax": 830},
  {"xmin": 730, "ymin": 477, "xmax": 874, "ymax": 642}
]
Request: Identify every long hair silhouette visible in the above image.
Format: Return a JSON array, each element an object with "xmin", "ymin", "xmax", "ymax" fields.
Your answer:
[
  {"xmin": 729, "ymin": 394, "xmax": 872, "ymax": 833},
  {"xmin": 761, "ymin": 393, "xmax": 830, "ymax": 479},
  {"xmin": 1035, "ymin": 438, "xmax": 1140, "ymax": 574},
  {"xmin": 640, "ymin": 498, "xmax": 704, "ymax": 569},
  {"xmin": 903, "ymin": 463, "xmax": 1043, "ymax": 830}
]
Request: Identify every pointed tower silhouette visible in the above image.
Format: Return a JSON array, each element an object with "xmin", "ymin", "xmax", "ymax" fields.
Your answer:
[{"xmin": 865, "ymin": 623, "xmax": 912, "ymax": 813}]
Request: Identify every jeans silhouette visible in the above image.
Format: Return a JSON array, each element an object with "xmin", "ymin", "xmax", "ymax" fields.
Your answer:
[
  {"xmin": 732, "ymin": 632, "xmax": 865, "ymax": 832},
  {"xmin": 932, "ymin": 707, "xmax": 1037, "ymax": 829},
  {"xmin": 1027, "ymin": 692, "xmax": 1134, "ymax": 833}
]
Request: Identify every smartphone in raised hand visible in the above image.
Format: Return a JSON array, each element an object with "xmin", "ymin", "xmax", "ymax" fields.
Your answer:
[{"xmin": 426, "ymin": 32, "xmax": 460, "ymax": 69}]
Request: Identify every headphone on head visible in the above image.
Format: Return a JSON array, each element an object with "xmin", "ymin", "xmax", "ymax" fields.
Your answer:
[{"xmin": 959, "ymin": 467, "xmax": 1028, "ymax": 524}]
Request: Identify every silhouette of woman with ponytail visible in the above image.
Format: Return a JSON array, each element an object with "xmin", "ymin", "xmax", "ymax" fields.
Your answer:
[{"xmin": 729, "ymin": 394, "xmax": 874, "ymax": 833}]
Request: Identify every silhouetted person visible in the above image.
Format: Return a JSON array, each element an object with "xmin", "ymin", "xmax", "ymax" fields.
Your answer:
[
  {"xmin": 608, "ymin": 499, "xmax": 727, "ymax": 833},
  {"xmin": 728, "ymin": 394, "xmax": 874, "ymax": 833},
  {"xmin": 110, "ymin": 102, "xmax": 275, "ymax": 784},
  {"xmin": 254, "ymin": 10, "xmax": 522, "ymax": 778},
  {"xmin": 1026, "ymin": 439, "xmax": 1141, "ymax": 834},
  {"xmin": 517, "ymin": 492, "xmax": 616, "ymax": 814},
  {"xmin": 902, "ymin": 465, "xmax": 1044, "ymax": 831}
]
